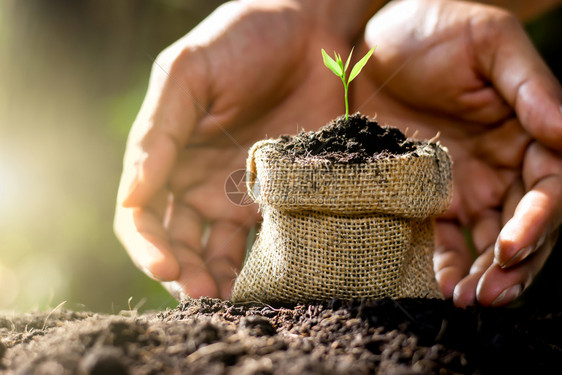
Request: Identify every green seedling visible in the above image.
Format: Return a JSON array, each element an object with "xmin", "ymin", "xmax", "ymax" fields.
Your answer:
[{"xmin": 321, "ymin": 46, "xmax": 376, "ymax": 121}]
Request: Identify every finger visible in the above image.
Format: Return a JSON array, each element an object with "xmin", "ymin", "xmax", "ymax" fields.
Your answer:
[
  {"xmin": 173, "ymin": 247, "xmax": 220, "ymax": 299},
  {"xmin": 477, "ymin": 230, "xmax": 558, "ymax": 306},
  {"xmin": 471, "ymin": 118, "xmax": 531, "ymax": 169},
  {"xmin": 501, "ymin": 179, "xmax": 525, "ymax": 225},
  {"xmin": 471, "ymin": 210, "xmax": 501, "ymax": 255},
  {"xmin": 166, "ymin": 202, "xmax": 204, "ymax": 255},
  {"xmin": 452, "ymin": 210, "xmax": 501, "ymax": 307},
  {"xmin": 120, "ymin": 48, "xmax": 207, "ymax": 207},
  {"xmin": 523, "ymin": 142, "xmax": 562, "ymax": 192},
  {"xmin": 471, "ymin": 9, "xmax": 562, "ymax": 150},
  {"xmin": 205, "ymin": 220, "xmax": 250, "ymax": 299},
  {"xmin": 114, "ymin": 203, "xmax": 180, "ymax": 283},
  {"xmin": 496, "ymin": 143, "xmax": 562, "ymax": 267},
  {"xmin": 451, "ymin": 157, "xmax": 515, "ymax": 221},
  {"xmin": 163, "ymin": 202, "xmax": 221, "ymax": 299},
  {"xmin": 453, "ymin": 245, "xmax": 494, "ymax": 308},
  {"xmin": 434, "ymin": 221, "xmax": 473, "ymax": 298}
]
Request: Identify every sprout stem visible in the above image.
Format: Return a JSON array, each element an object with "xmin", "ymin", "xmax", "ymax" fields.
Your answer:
[{"xmin": 342, "ymin": 76, "xmax": 349, "ymax": 121}]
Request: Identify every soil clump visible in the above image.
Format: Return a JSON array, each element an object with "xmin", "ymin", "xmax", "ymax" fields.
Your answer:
[{"xmin": 1, "ymin": 298, "xmax": 561, "ymax": 374}]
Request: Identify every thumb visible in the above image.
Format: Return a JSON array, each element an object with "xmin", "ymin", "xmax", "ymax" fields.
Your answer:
[{"xmin": 471, "ymin": 8, "xmax": 562, "ymax": 150}]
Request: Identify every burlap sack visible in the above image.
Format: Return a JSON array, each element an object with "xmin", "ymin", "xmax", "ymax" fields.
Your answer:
[{"xmin": 231, "ymin": 139, "xmax": 453, "ymax": 303}]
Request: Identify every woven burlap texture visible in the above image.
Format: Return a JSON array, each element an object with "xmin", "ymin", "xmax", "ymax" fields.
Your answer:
[{"xmin": 231, "ymin": 139, "xmax": 453, "ymax": 303}]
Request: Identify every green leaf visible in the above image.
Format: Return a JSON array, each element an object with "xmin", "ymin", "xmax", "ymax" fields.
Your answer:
[
  {"xmin": 335, "ymin": 52, "xmax": 345, "ymax": 74},
  {"xmin": 337, "ymin": 58, "xmax": 344, "ymax": 74},
  {"xmin": 344, "ymin": 47, "xmax": 354, "ymax": 73},
  {"xmin": 335, "ymin": 52, "xmax": 342, "ymax": 63},
  {"xmin": 321, "ymin": 49, "xmax": 343, "ymax": 77},
  {"xmin": 348, "ymin": 46, "xmax": 376, "ymax": 84}
]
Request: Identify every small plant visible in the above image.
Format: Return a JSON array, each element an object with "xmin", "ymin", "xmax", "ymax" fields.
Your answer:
[{"xmin": 321, "ymin": 46, "xmax": 376, "ymax": 121}]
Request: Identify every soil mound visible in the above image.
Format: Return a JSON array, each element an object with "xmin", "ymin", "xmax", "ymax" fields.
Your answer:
[{"xmin": 276, "ymin": 113, "xmax": 416, "ymax": 163}]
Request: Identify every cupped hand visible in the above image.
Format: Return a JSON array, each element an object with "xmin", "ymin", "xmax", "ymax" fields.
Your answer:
[
  {"xmin": 114, "ymin": 0, "xmax": 379, "ymax": 299},
  {"xmin": 356, "ymin": 0, "xmax": 562, "ymax": 307}
]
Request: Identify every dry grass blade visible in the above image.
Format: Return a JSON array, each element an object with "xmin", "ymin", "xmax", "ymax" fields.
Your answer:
[{"xmin": 42, "ymin": 300, "xmax": 67, "ymax": 330}]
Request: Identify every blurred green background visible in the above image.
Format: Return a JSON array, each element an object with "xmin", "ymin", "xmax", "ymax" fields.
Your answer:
[
  {"xmin": 0, "ymin": 0, "xmax": 225, "ymax": 313},
  {"xmin": 0, "ymin": 1, "xmax": 560, "ymax": 313}
]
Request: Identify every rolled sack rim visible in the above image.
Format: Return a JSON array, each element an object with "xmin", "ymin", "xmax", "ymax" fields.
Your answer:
[{"xmin": 246, "ymin": 139, "xmax": 453, "ymax": 218}]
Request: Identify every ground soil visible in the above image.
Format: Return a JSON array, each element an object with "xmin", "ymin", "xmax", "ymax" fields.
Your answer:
[
  {"xmin": 276, "ymin": 113, "xmax": 417, "ymax": 163},
  {"xmin": 1, "ymin": 297, "xmax": 561, "ymax": 375},
  {"xmin": 4, "ymin": 116, "xmax": 558, "ymax": 375}
]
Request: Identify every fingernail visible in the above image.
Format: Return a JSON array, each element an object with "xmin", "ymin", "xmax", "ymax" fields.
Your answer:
[
  {"xmin": 492, "ymin": 284, "xmax": 522, "ymax": 307},
  {"xmin": 141, "ymin": 266, "xmax": 172, "ymax": 282},
  {"xmin": 162, "ymin": 281, "xmax": 188, "ymax": 301},
  {"xmin": 500, "ymin": 245, "xmax": 534, "ymax": 269}
]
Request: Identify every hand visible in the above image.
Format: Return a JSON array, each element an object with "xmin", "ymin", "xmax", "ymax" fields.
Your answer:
[
  {"xmin": 355, "ymin": 0, "xmax": 562, "ymax": 307},
  {"xmin": 114, "ymin": 0, "xmax": 380, "ymax": 299}
]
